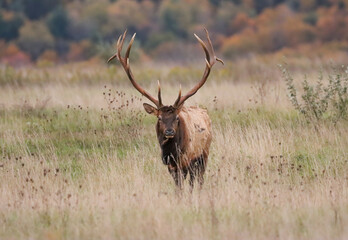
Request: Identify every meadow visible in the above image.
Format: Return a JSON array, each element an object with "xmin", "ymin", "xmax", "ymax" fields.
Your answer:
[{"xmin": 0, "ymin": 56, "xmax": 348, "ymax": 240}]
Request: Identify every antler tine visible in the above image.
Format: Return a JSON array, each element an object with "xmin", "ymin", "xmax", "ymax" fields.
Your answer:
[
  {"xmin": 174, "ymin": 29, "xmax": 223, "ymax": 107},
  {"xmin": 194, "ymin": 33, "xmax": 210, "ymax": 65},
  {"xmin": 125, "ymin": 33, "xmax": 136, "ymax": 66},
  {"xmin": 108, "ymin": 31, "xmax": 160, "ymax": 107},
  {"xmin": 157, "ymin": 80, "xmax": 163, "ymax": 107},
  {"xmin": 115, "ymin": 34, "xmax": 122, "ymax": 59},
  {"xmin": 204, "ymin": 28, "xmax": 224, "ymax": 65},
  {"xmin": 107, "ymin": 53, "xmax": 117, "ymax": 63},
  {"xmin": 118, "ymin": 30, "xmax": 127, "ymax": 58},
  {"xmin": 174, "ymin": 85, "xmax": 182, "ymax": 107},
  {"xmin": 107, "ymin": 34, "xmax": 122, "ymax": 63}
]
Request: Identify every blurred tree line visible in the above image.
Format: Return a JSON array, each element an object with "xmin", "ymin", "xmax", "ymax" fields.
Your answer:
[{"xmin": 0, "ymin": 0, "xmax": 347, "ymax": 65}]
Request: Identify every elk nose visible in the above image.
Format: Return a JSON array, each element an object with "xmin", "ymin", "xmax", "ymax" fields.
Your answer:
[{"xmin": 165, "ymin": 129, "xmax": 175, "ymax": 137}]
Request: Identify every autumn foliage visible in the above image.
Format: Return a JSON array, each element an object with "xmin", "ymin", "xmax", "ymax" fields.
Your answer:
[{"xmin": 0, "ymin": 0, "xmax": 347, "ymax": 65}]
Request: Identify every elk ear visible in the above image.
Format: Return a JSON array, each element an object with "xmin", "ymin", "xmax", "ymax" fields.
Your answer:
[{"xmin": 143, "ymin": 103, "xmax": 158, "ymax": 116}]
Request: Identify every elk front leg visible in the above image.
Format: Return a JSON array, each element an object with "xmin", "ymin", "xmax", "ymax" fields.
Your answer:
[
  {"xmin": 168, "ymin": 167, "xmax": 185, "ymax": 190},
  {"xmin": 188, "ymin": 159, "xmax": 199, "ymax": 191},
  {"xmin": 188, "ymin": 155, "xmax": 205, "ymax": 191},
  {"xmin": 188, "ymin": 169, "xmax": 195, "ymax": 192},
  {"xmin": 197, "ymin": 154, "xmax": 207, "ymax": 188}
]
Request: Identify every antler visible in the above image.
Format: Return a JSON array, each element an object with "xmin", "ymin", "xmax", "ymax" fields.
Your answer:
[
  {"xmin": 108, "ymin": 30, "xmax": 163, "ymax": 108},
  {"xmin": 174, "ymin": 28, "xmax": 224, "ymax": 108}
]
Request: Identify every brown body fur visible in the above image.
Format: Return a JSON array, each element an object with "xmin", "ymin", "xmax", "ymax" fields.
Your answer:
[{"xmin": 157, "ymin": 106, "xmax": 212, "ymax": 189}]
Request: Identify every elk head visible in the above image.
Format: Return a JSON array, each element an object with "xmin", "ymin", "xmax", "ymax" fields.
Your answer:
[{"xmin": 107, "ymin": 29, "xmax": 223, "ymax": 142}]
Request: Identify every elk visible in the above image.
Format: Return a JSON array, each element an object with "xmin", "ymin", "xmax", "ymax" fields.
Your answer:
[{"xmin": 108, "ymin": 29, "xmax": 223, "ymax": 189}]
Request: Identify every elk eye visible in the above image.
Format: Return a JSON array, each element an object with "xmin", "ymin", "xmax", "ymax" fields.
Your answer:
[
  {"xmin": 158, "ymin": 116, "xmax": 162, "ymax": 121},
  {"xmin": 176, "ymin": 116, "xmax": 180, "ymax": 121}
]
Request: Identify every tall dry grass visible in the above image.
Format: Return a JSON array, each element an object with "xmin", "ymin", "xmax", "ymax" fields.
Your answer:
[{"xmin": 0, "ymin": 59, "xmax": 348, "ymax": 240}]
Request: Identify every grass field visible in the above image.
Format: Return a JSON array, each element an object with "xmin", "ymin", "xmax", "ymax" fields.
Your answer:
[{"xmin": 1, "ymin": 58, "xmax": 348, "ymax": 240}]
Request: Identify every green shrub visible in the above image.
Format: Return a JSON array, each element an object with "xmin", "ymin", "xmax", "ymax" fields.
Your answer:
[{"xmin": 279, "ymin": 63, "xmax": 348, "ymax": 124}]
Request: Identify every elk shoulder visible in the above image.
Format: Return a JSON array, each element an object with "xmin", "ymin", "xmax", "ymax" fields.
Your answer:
[{"xmin": 179, "ymin": 106, "xmax": 212, "ymax": 166}]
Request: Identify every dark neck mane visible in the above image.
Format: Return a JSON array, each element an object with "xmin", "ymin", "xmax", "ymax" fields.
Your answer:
[{"xmin": 158, "ymin": 117, "xmax": 187, "ymax": 166}]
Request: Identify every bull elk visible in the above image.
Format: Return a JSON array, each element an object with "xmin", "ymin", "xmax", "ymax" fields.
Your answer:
[{"xmin": 108, "ymin": 29, "xmax": 223, "ymax": 189}]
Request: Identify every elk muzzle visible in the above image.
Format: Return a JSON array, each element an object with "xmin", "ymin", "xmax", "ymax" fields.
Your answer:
[{"xmin": 164, "ymin": 129, "xmax": 175, "ymax": 138}]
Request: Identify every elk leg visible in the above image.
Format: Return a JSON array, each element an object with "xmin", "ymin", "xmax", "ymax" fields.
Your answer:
[
  {"xmin": 188, "ymin": 156, "xmax": 204, "ymax": 191},
  {"xmin": 183, "ymin": 168, "xmax": 188, "ymax": 180},
  {"xmin": 169, "ymin": 167, "xmax": 184, "ymax": 189},
  {"xmin": 188, "ymin": 169, "xmax": 195, "ymax": 191},
  {"xmin": 197, "ymin": 154, "xmax": 207, "ymax": 188}
]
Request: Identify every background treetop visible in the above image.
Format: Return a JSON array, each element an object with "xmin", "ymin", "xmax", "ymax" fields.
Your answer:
[{"xmin": 0, "ymin": 0, "xmax": 347, "ymax": 65}]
